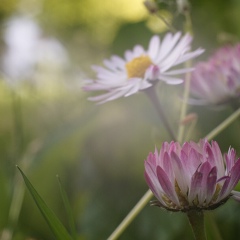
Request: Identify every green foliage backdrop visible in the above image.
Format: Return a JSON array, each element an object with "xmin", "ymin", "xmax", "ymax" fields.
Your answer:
[{"xmin": 1, "ymin": 0, "xmax": 240, "ymax": 239}]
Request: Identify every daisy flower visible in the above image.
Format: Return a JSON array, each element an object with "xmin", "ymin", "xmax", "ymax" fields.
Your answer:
[
  {"xmin": 83, "ymin": 32, "xmax": 204, "ymax": 104},
  {"xmin": 144, "ymin": 139, "xmax": 240, "ymax": 212},
  {"xmin": 190, "ymin": 44, "xmax": 240, "ymax": 105}
]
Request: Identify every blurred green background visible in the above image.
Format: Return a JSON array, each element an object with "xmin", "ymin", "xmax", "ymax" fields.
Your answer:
[{"xmin": 1, "ymin": 0, "xmax": 240, "ymax": 239}]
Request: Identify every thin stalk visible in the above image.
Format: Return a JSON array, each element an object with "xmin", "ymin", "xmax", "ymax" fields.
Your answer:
[
  {"xmin": 230, "ymin": 99, "xmax": 240, "ymax": 126},
  {"xmin": 11, "ymin": 90, "xmax": 25, "ymax": 158},
  {"xmin": 0, "ymin": 90, "xmax": 25, "ymax": 240},
  {"xmin": 145, "ymin": 87, "xmax": 177, "ymax": 141},
  {"xmin": 187, "ymin": 211, "xmax": 206, "ymax": 240},
  {"xmin": 107, "ymin": 107, "xmax": 240, "ymax": 240},
  {"xmin": 184, "ymin": 10, "xmax": 193, "ymax": 35},
  {"xmin": 177, "ymin": 10, "xmax": 193, "ymax": 143},
  {"xmin": 177, "ymin": 70, "xmax": 191, "ymax": 142},
  {"xmin": 204, "ymin": 107, "xmax": 240, "ymax": 140},
  {"xmin": 107, "ymin": 190, "xmax": 153, "ymax": 240},
  {"xmin": 182, "ymin": 115, "xmax": 197, "ymax": 142},
  {"xmin": 0, "ymin": 176, "xmax": 25, "ymax": 240}
]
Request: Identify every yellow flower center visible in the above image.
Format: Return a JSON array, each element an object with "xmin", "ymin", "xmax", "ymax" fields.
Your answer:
[{"xmin": 125, "ymin": 55, "xmax": 153, "ymax": 78}]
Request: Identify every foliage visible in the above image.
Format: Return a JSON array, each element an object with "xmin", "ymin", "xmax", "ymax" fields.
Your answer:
[{"xmin": 1, "ymin": 0, "xmax": 240, "ymax": 239}]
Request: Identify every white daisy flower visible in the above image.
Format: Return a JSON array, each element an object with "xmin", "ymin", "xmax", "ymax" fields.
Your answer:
[{"xmin": 83, "ymin": 32, "xmax": 204, "ymax": 104}]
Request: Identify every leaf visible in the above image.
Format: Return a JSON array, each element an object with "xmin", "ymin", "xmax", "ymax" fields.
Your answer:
[
  {"xmin": 57, "ymin": 175, "xmax": 77, "ymax": 240},
  {"xmin": 17, "ymin": 166, "xmax": 73, "ymax": 240}
]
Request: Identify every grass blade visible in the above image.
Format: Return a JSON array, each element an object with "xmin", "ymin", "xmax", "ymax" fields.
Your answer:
[
  {"xmin": 17, "ymin": 166, "xmax": 72, "ymax": 240},
  {"xmin": 57, "ymin": 175, "xmax": 77, "ymax": 240}
]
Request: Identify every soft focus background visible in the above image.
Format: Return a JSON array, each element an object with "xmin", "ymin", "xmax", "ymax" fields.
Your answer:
[{"xmin": 1, "ymin": 0, "xmax": 240, "ymax": 239}]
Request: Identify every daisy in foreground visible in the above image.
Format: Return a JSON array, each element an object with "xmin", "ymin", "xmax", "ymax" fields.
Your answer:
[
  {"xmin": 144, "ymin": 139, "xmax": 240, "ymax": 239},
  {"xmin": 144, "ymin": 139, "xmax": 240, "ymax": 212},
  {"xmin": 83, "ymin": 32, "xmax": 204, "ymax": 104}
]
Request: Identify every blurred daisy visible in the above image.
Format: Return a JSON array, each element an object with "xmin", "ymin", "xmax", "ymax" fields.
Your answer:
[
  {"xmin": 83, "ymin": 32, "xmax": 204, "ymax": 104},
  {"xmin": 144, "ymin": 139, "xmax": 240, "ymax": 212},
  {"xmin": 190, "ymin": 44, "xmax": 240, "ymax": 106}
]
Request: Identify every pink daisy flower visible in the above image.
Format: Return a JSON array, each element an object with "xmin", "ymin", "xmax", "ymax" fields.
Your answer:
[
  {"xmin": 144, "ymin": 139, "xmax": 240, "ymax": 212},
  {"xmin": 83, "ymin": 32, "xmax": 204, "ymax": 104},
  {"xmin": 190, "ymin": 44, "xmax": 240, "ymax": 105}
]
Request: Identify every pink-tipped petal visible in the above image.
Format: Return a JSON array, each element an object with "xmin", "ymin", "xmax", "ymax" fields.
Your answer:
[
  {"xmin": 189, "ymin": 170, "xmax": 203, "ymax": 205},
  {"xmin": 156, "ymin": 166, "xmax": 180, "ymax": 206},
  {"xmin": 206, "ymin": 167, "xmax": 217, "ymax": 204}
]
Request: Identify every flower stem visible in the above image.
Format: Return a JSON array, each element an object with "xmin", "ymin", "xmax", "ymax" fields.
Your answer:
[
  {"xmin": 187, "ymin": 211, "xmax": 207, "ymax": 240},
  {"xmin": 145, "ymin": 87, "xmax": 177, "ymax": 141},
  {"xmin": 177, "ymin": 70, "xmax": 191, "ymax": 143},
  {"xmin": 204, "ymin": 107, "xmax": 240, "ymax": 140},
  {"xmin": 107, "ymin": 190, "xmax": 153, "ymax": 240},
  {"xmin": 177, "ymin": 8, "xmax": 193, "ymax": 143}
]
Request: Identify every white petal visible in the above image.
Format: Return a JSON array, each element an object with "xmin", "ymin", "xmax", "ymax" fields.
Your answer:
[
  {"xmin": 103, "ymin": 59, "xmax": 118, "ymax": 71},
  {"xmin": 173, "ymin": 49, "xmax": 205, "ymax": 66},
  {"xmin": 124, "ymin": 50, "xmax": 134, "ymax": 61},
  {"xmin": 160, "ymin": 34, "xmax": 192, "ymax": 72},
  {"xmin": 133, "ymin": 45, "xmax": 145, "ymax": 57},
  {"xmin": 111, "ymin": 55, "xmax": 126, "ymax": 69},
  {"xmin": 156, "ymin": 32, "xmax": 182, "ymax": 63},
  {"xmin": 148, "ymin": 35, "xmax": 160, "ymax": 61},
  {"xmin": 88, "ymin": 90, "xmax": 121, "ymax": 102},
  {"xmin": 159, "ymin": 75, "xmax": 184, "ymax": 84},
  {"xmin": 124, "ymin": 82, "xmax": 141, "ymax": 96},
  {"xmin": 162, "ymin": 68, "xmax": 194, "ymax": 75}
]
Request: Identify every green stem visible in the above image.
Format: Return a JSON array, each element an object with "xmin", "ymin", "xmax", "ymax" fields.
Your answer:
[
  {"xmin": 187, "ymin": 211, "xmax": 206, "ymax": 240},
  {"xmin": 177, "ymin": 70, "xmax": 191, "ymax": 142},
  {"xmin": 145, "ymin": 87, "xmax": 177, "ymax": 141},
  {"xmin": 204, "ymin": 107, "xmax": 240, "ymax": 140},
  {"xmin": 184, "ymin": 10, "xmax": 193, "ymax": 35},
  {"xmin": 0, "ymin": 90, "xmax": 26, "ymax": 240},
  {"xmin": 11, "ymin": 90, "xmax": 25, "ymax": 158},
  {"xmin": 107, "ymin": 190, "xmax": 153, "ymax": 240},
  {"xmin": 177, "ymin": 8, "xmax": 193, "ymax": 143},
  {"xmin": 0, "ymin": 176, "xmax": 25, "ymax": 240}
]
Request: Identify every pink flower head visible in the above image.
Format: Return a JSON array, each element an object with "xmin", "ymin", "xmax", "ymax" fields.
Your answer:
[
  {"xmin": 190, "ymin": 44, "xmax": 240, "ymax": 105},
  {"xmin": 144, "ymin": 139, "xmax": 240, "ymax": 212},
  {"xmin": 83, "ymin": 32, "xmax": 204, "ymax": 104}
]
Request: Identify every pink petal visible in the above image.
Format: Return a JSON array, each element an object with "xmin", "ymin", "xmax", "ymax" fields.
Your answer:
[
  {"xmin": 211, "ymin": 141, "xmax": 225, "ymax": 177},
  {"xmin": 217, "ymin": 176, "xmax": 231, "ymax": 201},
  {"xmin": 197, "ymin": 162, "xmax": 212, "ymax": 204},
  {"xmin": 171, "ymin": 151, "xmax": 188, "ymax": 194},
  {"xmin": 156, "ymin": 166, "xmax": 180, "ymax": 205},
  {"xmin": 189, "ymin": 170, "xmax": 203, "ymax": 204},
  {"xmin": 162, "ymin": 152, "xmax": 174, "ymax": 181},
  {"xmin": 144, "ymin": 161, "xmax": 164, "ymax": 204},
  {"xmin": 206, "ymin": 167, "xmax": 217, "ymax": 204},
  {"xmin": 227, "ymin": 158, "xmax": 240, "ymax": 191}
]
